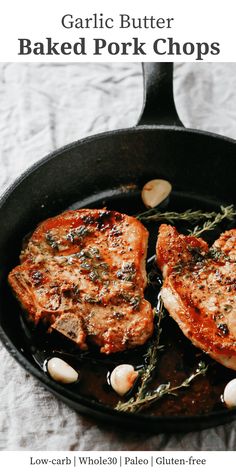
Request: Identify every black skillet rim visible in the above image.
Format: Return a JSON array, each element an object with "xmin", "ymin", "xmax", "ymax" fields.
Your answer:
[{"xmin": 0, "ymin": 124, "xmax": 236, "ymax": 431}]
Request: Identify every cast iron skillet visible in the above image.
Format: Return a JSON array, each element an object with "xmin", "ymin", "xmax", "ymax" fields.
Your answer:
[{"xmin": 0, "ymin": 63, "xmax": 236, "ymax": 433}]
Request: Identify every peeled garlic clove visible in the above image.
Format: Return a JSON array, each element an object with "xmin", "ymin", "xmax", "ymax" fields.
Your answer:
[
  {"xmin": 223, "ymin": 378, "xmax": 236, "ymax": 408},
  {"xmin": 110, "ymin": 364, "xmax": 138, "ymax": 396},
  {"xmin": 141, "ymin": 179, "xmax": 172, "ymax": 209},
  {"xmin": 47, "ymin": 357, "xmax": 79, "ymax": 384}
]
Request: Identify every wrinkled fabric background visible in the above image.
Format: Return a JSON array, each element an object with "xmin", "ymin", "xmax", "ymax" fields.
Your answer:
[{"xmin": 0, "ymin": 63, "xmax": 236, "ymax": 451}]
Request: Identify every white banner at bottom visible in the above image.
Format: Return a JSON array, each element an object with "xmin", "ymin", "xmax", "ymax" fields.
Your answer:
[{"xmin": 0, "ymin": 451, "xmax": 235, "ymax": 472}]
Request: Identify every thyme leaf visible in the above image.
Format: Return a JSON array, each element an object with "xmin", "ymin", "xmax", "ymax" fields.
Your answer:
[
  {"xmin": 116, "ymin": 361, "xmax": 208, "ymax": 414},
  {"xmin": 190, "ymin": 205, "xmax": 236, "ymax": 237},
  {"xmin": 136, "ymin": 205, "xmax": 235, "ymax": 227},
  {"xmin": 137, "ymin": 208, "xmax": 218, "ymax": 223}
]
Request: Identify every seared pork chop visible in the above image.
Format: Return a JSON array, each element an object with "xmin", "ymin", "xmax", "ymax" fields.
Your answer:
[
  {"xmin": 9, "ymin": 209, "xmax": 153, "ymax": 354},
  {"xmin": 156, "ymin": 224, "xmax": 236, "ymax": 370}
]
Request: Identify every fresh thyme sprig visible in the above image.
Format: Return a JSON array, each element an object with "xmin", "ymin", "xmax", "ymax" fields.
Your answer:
[
  {"xmin": 136, "ymin": 205, "xmax": 235, "ymax": 227},
  {"xmin": 137, "ymin": 299, "xmax": 165, "ymax": 400},
  {"xmin": 137, "ymin": 208, "xmax": 218, "ymax": 223},
  {"xmin": 116, "ymin": 361, "xmax": 208, "ymax": 413},
  {"xmin": 190, "ymin": 205, "xmax": 236, "ymax": 237},
  {"xmin": 115, "ymin": 299, "xmax": 165, "ymax": 413}
]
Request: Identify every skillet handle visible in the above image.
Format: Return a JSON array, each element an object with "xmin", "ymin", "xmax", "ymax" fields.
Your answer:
[{"xmin": 137, "ymin": 63, "xmax": 184, "ymax": 127}]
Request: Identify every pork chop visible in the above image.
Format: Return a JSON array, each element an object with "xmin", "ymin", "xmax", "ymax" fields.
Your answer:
[
  {"xmin": 8, "ymin": 209, "xmax": 153, "ymax": 354},
  {"xmin": 156, "ymin": 224, "xmax": 236, "ymax": 370}
]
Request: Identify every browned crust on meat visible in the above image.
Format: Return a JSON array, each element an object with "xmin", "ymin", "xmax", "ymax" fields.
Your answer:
[
  {"xmin": 9, "ymin": 209, "xmax": 153, "ymax": 354},
  {"xmin": 156, "ymin": 224, "xmax": 236, "ymax": 370}
]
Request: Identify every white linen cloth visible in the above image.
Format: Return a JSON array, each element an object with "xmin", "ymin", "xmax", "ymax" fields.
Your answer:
[{"xmin": 0, "ymin": 62, "xmax": 236, "ymax": 450}]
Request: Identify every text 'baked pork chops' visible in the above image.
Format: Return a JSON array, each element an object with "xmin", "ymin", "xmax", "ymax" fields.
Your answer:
[
  {"xmin": 8, "ymin": 209, "xmax": 153, "ymax": 354},
  {"xmin": 157, "ymin": 224, "xmax": 236, "ymax": 370}
]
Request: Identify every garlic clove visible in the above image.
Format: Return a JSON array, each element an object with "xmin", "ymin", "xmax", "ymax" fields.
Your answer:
[
  {"xmin": 110, "ymin": 364, "xmax": 138, "ymax": 396},
  {"xmin": 141, "ymin": 179, "xmax": 172, "ymax": 209},
  {"xmin": 47, "ymin": 357, "xmax": 79, "ymax": 384},
  {"xmin": 223, "ymin": 378, "xmax": 236, "ymax": 408}
]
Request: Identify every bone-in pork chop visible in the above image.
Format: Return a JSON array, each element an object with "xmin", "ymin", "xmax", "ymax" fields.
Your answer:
[
  {"xmin": 156, "ymin": 224, "xmax": 236, "ymax": 370},
  {"xmin": 9, "ymin": 209, "xmax": 153, "ymax": 354}
]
